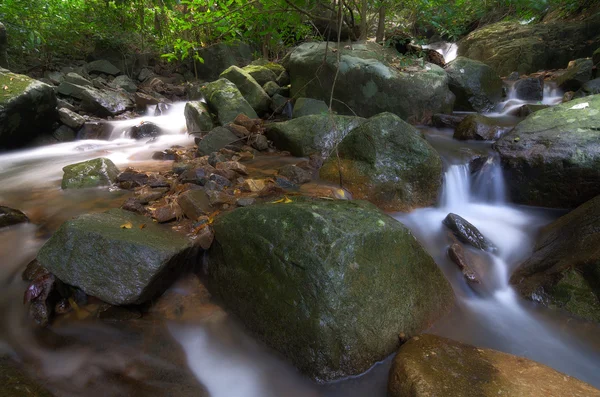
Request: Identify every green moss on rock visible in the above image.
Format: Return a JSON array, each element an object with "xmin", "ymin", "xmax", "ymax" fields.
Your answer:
[{"xmin": 61, "ymin": 157, "xmax": 120, "ymax": 189}]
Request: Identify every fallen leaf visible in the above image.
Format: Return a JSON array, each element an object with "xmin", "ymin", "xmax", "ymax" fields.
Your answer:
[
  {"xmin": 271, "ymin": 196, "xmax": 293, "ymax": 204},
  {"xmin": 139, "ymin": 223, "xmax": 146, "ymax": 229},
  {"xmin": 120, "ymin": 221, "xmax": 133, "ymax": 229}
]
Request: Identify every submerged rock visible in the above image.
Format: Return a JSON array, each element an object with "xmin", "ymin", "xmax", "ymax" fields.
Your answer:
[
  {"xmin": 494, "ymin": 94, "xmax": 600, "ymax": 208},
  {"xmin": 443, "ymin": 213, "xmax": 497, "ymax": 252},
  {"xmin": 126, "ymin": 121, "xmax": 163, "ymax": 140},
  {"xmin": 444, "ymin": 56, "xmax": 503, "ymax": 112},
  {"xmin": 61, "ymin": 157, "xmax": 120, "ymax": 189},
  {"xmin": 200, "ymin": 78, "xmax": 258, "ymax": 125},
  {"xmin": 36, "ymin": 209, "xmax": 196, "ymax": 305},
  {"xmin": 0, "ymin": 206, "xmax": 29, "ymax": 228},
  {"xmin": 320, "ymin": 112, "xmax": 442, "ymax": 212},
  {"xmin": 208, "ymin": 198, "xmax": 454, "ymax": 381},
  {"xmin": 58, "ymin": 107, "xmax": 85, "ymax": 130},
  {"xmin": 388, "ymin": 334, "xmax": 600, "ymax": 397},
  {"xmin": 510, "ymin": 194, "xmax": 600, "ymax": 323}
]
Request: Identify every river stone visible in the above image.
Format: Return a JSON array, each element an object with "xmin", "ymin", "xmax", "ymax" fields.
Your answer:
[
  {"xmin": 37, "ymin": 209, "xmax": 195, "ymax": 305},
  {"xmin": 242, "ymin": 64, "xmax": 278, "ymax": 86},
  {"xmin": 493, "ymin": 94, "xmax": 600, "ymax": 208},
  {"xmin": 443, "ymin": 213, "xmax": 497, "ymax": 252},
  {"xmin": 513, "ymin": 77, "xmax": 543, "ymax": 101},
  {"xmin": 111, "ymin": 75, "xmax": 138, "ymax": 93},
  {"xmin": 510, "ymin": 194, "xmax": 600, "ymax": 323},
  {"xmin": 195, "ymin": 41, "xmax": 253, "ymax": 81},
  {"xmin": 454, "ymin": 114, "xmax": 509, "ymax": 141},
  {"xmin": 57, "ymin": 82, "xmax": 133, "ymax": 117},
  {"xmin": 184, "ymin": 101, "xmax": 214, "ymax": 134},
  {"xmin": 200, "ymin": 78, "xmax": 257, "ymax": 125},
  {"xmin": 292, "ymin": 97, "xmax": 329, "ymax": 118},
  {"xmin": 320, "ymin": 112, "xmax": 442, "ymax": 212},
  {"xmin": 197, "ymin": 126, "xmax": 239, "ymax": 156},
  {"xmin": 0, "ymin": 70, "xmax": 57, "ymax": 149},
  {"xmin": 61, "ymin": 157, "xmax": 120, "ymax": 189},
  {"xmin": 207, "ymin": 198, "xmax": 454, "ymax": 381},
  {"xmin": 457, "ymin": 15, "xmax": 600, "ymax": 76},
  {"xmin": 85, "ymin": 59, "xmax": 120, "ymax": 76},
  {"xmin": 431, "ymin": 113, "xmax": 466, "ymax": 129},
  {"xmin": 574, "ymin": 78, "xmax": 600, "ymax": 98},
  {"xmin": 265, "ymin": 114, "xmax": 365, "ymax": 158},
  {"xmin": 555, "ymin": 58, "xmax": 594, "ymax": 92},
  {"xmin": 388, "ymin": 334, "xmax": 600, "ymax": 397},
  {"xmin": 58, "ymin": 107, "xmax": 85, "ymax": 130},
  {"xmin": 127, "ymin": 121, "xmax": 163, "ymax": 140},
  {"xmin": 0, "ymin": 206, "xmax": 29, "ymax": 228},
  {"xmin": 220, "ymin": 66, "xmax": 271, "ymax": 114},
  {"xmin": 287, "ymin": 41, "xmax": 454, "ymax": 121},
  {"xmin": 444, "ymin": 57, "xmax": 503, "ymax": 112}
]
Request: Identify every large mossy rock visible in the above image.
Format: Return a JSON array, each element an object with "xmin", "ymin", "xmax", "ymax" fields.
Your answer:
[
  {"xmin": 242, "ymin": 64, "xmax": 279, "ymax": 86},
  {"xmin": 287, "ymin": 42, "xmax": 454, "ymax": 121},
  {"xmin": 319, "ymin": 113, "xmax": 443, "ymax": 212},
  {"xmin": 510, "ymin": 195, "xmax": 600, "ymax": 323},
  {"xmin": 37, "ymin": 209, "xmax": 196, "ymax": 305},
  {"xmin": 196, "ymin": 42, "xmax": 254, "ymax": 81},
  {"xmin": 264, "ymin": 114, "xmax": 365, "ymax": 157},
  {"xmin": 200, "ymin": 78, "xmax": 257, "ymax": 125},
  {"xmin": 0, "ymin": 70, "xmax": 57, "ymax": 149},
  {"xmin": 207, "ymin": 198, "xmax": 454, "ymax": 381},
  {"xmin": 184, "ymin": 101, "xmax": 214, "ymax": 133},
  {"xmin": 493, "ymin": 94, "xmax": 600, "ymax": 208},
  {"xmin": 444, "ymin": 57, "xmax": 503, "ymax": 112},
  {"xmin": 220, "ymin": 66, "xmax": 271, "ymax": 114},
  {"xmin": 458, "ymin": 15, "xmax": 600, "ymax": 76},
  {"xmin": 388, "ymin": 334, "xmax": 600, "ymax": 397},
  {"xmin": 61, "ymin": 157, "xmax": 120, "ymax": 189}
]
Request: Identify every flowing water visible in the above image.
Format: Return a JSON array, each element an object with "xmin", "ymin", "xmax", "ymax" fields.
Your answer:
[{"xmin": 1, "ymin": 89, "xmax": 599, "ymax": 396}]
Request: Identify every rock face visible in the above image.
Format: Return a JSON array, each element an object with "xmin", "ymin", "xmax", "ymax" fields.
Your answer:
[
  {"xmin": 287, "ymin": 42, "xmax": 454, "ymax": 121},
  {"xmin": 444, "ymin": 57, "xmax": 503, "ymax": 112},
  {"xmin": 388, "ymin": 334, "xmax": 600, "ymax": 397},
  {"xmin": 200, "ymin": 78, "xmax": 258, "ymax": 125},
  {"xmin": 184, "ymin": 101, "xmax": 214, "ymax": 133},
  {"xmin": 61, "ymin": 157, "xmax": 120, "ymax": 189},
  {"xmin": 220, "ymin": 66, "xmax": 271, "ymax": 114},
  {"xmin": 510, "ymin": 194, "xmax": 600, "ymax": 323},
  {"xmin": 319, "ymin": 113, "xmax": 442, "ymax": 211},
  {"xmin": 458, "ymin": 15, "xmax": 600, "ymax": 76},
  {"xmin": 0, "ymin": 206, "xmax": 29, "ymax": 228},
  {"xmin": 37, "ymin": 209, "xmax": 196, "ymax": 305},
  {"xmin": 265, "ymin": 114, "xmax": 365, "ymax": 157},
  {"xmin": 454, "ymin": 114, "xmax": 509, "ymax": 141},
  {"xmin": 195, "ymin": 41, "xmax": 253, "ymax": 81},
  {"xmin": 0, "ymin": 70, "xmax": 57, "ymax": 149},
  {"xmin": 207, "ymin": 198, "xmax": 454, "ymax": 381},
  {"xmin": 494, "ymin": 94, "xmax": 600, "ymax": 208}
]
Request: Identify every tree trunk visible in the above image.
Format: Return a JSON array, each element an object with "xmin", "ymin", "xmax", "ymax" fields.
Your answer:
[
  {"xmin": 376, "ymin": 6, "xmax": 386, "ymax": 43},
  {"xmin": 359, "ymin": 0, "xmax": 368, "ymax": 40}
]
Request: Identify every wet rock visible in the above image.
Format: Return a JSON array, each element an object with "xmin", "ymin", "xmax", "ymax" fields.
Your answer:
[
  {"xmin": 494, "ymin": 94, "xmax": 600, "ymax": 208},
  {"xmin": 388, "ymin": 334, "xmax": 600, "ymax": 397},
  {"xmin": 454, "ymin": 114, "xmax": 510, "ymax": 141},
  {"xmin": 220, "ymin": 66, "xmax": 271, "ymax": 114},
  {"xmin": 443, "ymin": 213, "xmax": 497, "ymax": 252},
  {"xmin": 177, "ymin": 190, "xmax": 212, "ymax": 220},
  {"xmin": 179, "ymin": 167, "xmax": 210, "ymax": 185},
  {"xmin": 24, "ymin": 273, "xmax": 57, "ymax": 326},
  {"xmin": 278, "ymin": 164, "xmax": 312, "ymax": 185},
  {"xmin": 447, "ymin": 240, "xmax": 480, "ymax": 284},
  {"xmin": 36, "ymin": 209, "xmax": 196, "ymax": 305},
  {"xmin": 320, "ymin": 112, "xmax": 442, "ymax": 212},
  {"xmin": 209, "ymin": 173, "xmax": 232, "ymax": 188},
  {"xmin": 292, "ymin": 97, "xmax": 329, "ymax": 118},
  {"xmin": 184, "ymin": 101, "xmax": 214, "ymax": 134},
  {"xmin": 127, "ymin": 121, "xmax": 163, "ymax": 140},
  {"xmin": 431, "ymin": 113, "xmax": 467, "ymax": 129},
  {"xmin": 513, "ymin": 77, "xmax": 544, "ymax": 101},
  {"xmin": 152, "ymin": 150, "xmax": 176, "ymax": 161},
  {"xmin": 0, "ymin": 206, "xmax": 29, "ymax": 229},
  {"xmin": 61, "ymin": 157, "xmax": 120, "ymax": 189},
  {"xmin": 151, "ymin": 204, "xmax": 180, "ymax": 223},
  {"xmin": 85, "ymin": 59, "xmax": 120, "ymax": 76},
  {"xmin": 52, "ymin": 125, "xmax": 76, "ymax": 142},
  {"xmin": 22, "ymin": 259, "xmax": 49, "ymax": 281},
  {"xmin": 110, "ymin": 75, "xmax": 137, "ymax": 93},
  {"xmin": 242, "ymin": 64, "xmax": 278, "ymax": 86},
  {"xmin": 58, "ymin": 107, "xmax": 85, "ymax": 130},
  {"xmin": 0, "ymin": 70, "xmax": 58, "ymax": 149},
  {"xmin": 116, "ymin": 169, "xmax": 149, "ymax": 189},
  {"xmin": 265, "ymin": 114, "xmax": 365, "ymax": 158},
  {"xmin": 200, "ymin": 78, "xmax": 258, "ymax": 125},
  {"xmin": 288, "ymin": 42, "xmax": 454, "ymax": 120},
  {"xmin": 445, "ymin": 56, "xmax": 503, "ymax": 112},
  {"xmin": 555, "ymin": 58, "xmax": 593, "ymax": 92},
  {"xmin": 58, "ymin": 82, "xmax": 133, "ymax": 117},
  {"xmin": 134, "ymin": 91, "xmax": 160, "ymax": 110},
  {"xmin": 77, "ymin": 121, "xmax": 112, "ymax": 140},
  {"xmin": 274, "ymin": 176, "xmax": 298, "ymax": 190},
  {"xmin": 197, "ymin": 126, "xmax": 240, "ymax": 156},
  {"xmin": 510, "ymin": 194, "xmax": 600, "ymax": 323},
  {"xmin": 208, "ymin": 198, "xmax": 454, "ymax": 381},
  {"xmin": 154, "ymin": 102, "xmax": 170, "ymax": 116}
]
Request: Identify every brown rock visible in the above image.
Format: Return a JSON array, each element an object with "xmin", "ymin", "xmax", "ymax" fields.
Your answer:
[
  {"xmin": 177, "ymin": 190, "xmax": 212, "ymax": 220},
  {"xmin": 234, "ymin": 113, "xmax": 261, "ymax": 131},
  {"xmin": 216, "ymin": 161, "xmax": 248, "ymax": 176},
  {"xmin": 226, "ymin": 123, "xmax": 250, "ymax": 138},
  {"xmin": 136, "ymin": 186, "xmax": 168, "ymax": 204},
  {"xmin": 121, "ymin": 197, "xmax": 147, "ymax": 214},
  {"xmin": 242, "ymin": 179, "xmax": 266, "ymax": 192},
  {"xmin": 195, "ymin": 226, "xmax": 215, "ymax": 250},
  {"xmin": 151, "ymin": 204, "xmax": 179, "ymax": 223}
]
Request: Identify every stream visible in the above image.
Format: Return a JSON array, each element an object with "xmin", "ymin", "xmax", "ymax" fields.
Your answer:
[{"xmin": 1, "ymin": 86, "xmax": 599, "ymax": 396}]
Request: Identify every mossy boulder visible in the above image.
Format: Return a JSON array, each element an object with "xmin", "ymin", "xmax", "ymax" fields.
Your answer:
[
  {"xmin": 292, "ymin": 97, "xmax": 329, "ymax": 118},
  {"xmin": 458, "ymin": 15, "xmax": 600, "ymax": 76},
  {"xmin": 493, "ymin": 94, "xmax": 600, "ymax": 208},
  {"xmin": 444, "ymin": 57, "xmax": 503, "ymax": 112},
  {"xmin": 37, "ymin": 209, "xmax": 196, "ymax": 305},
  {"xmin": 388, "ymin": 334, "xmax": 600, "ymax": 397},
  {"xmin": 207, "ymin": 198, "xmax": 454, "ymax": 381},
  {"xmin": 0, "ymin": 70, "xmax": 57, "ymax": 149},
  {"xmin": 200, "ymin": 78, "xmax": 257, "ymax": 125},
  {"xmin": 510, "ymin": 194, "xmax": 600, "ymax": 323},
  {"xmin": 555, "ymin": 58, "xmax": 594, "ymax": 92},
  {"xmin": 287, "ymin": 42, "xmax": 454, "ymax": 121},
  {"xmin": 184, "ymin": 101, "xmax": 214, "ymax": 133},
  {"xmin": 195, "ymin": 41, "xmax": 254, "ymax": 81},
  {"xmin": 242, "ymin": 64, "xmax": 278, "ymax": 86},
  {"xmin": 319, "ymin": 113, "xmax": 443, "ymax": 212},
  {"xmin": 197, "ymin": 126, "xmax": 239, "ymax": 156},
  {"xmin": 220, "ymin": 66, "xmax": 271, "ymax": 114},
  {"xmin": 61, "ymin": 157, "xmax": 120, "ymax": 189},
  {"xmin": 265, "ymin": 114, "xmax": 365, "ymax": 158}
]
